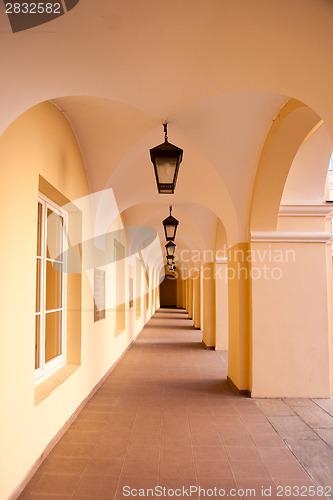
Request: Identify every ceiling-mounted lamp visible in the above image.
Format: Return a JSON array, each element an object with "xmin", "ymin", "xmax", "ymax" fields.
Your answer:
[
  {"xmin": 167, "ymin": 260, "xmax": 176, "ymax": 272},
  {"xmin": 163, "ymin": 206, "xmax": 179, "ymax": 241},
  {"xmin": 166, "ymin": 255, "xmax": 175, "ymax": 266},
  {"xmin": 165, "ymin": 241, "xmax": 176, "ymax": 257},
  {"xmin": 150, "ymin": 122, "xmax": 183, "ymax": 194}
]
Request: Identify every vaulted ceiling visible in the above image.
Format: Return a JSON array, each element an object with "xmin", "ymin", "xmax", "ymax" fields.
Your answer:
[{"xmin": 1, "ymin": 0, "xmax": 333, "ymax": 261}]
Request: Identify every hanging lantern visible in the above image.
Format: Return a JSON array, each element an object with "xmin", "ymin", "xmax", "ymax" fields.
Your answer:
[
  {"xmin": 150, "ymin": 123, "xmax": 183, "ymax": 194},
  {"xmin": 162, "ymin": 206, "xmax": 179, "ymax": 241},
  {"xmin": 166, "ymin": 255, "xmax": 175, "ymax": 266},
  {"xmin": 165, "ymin": 241, "xmax": 176, "ymax": 257}
]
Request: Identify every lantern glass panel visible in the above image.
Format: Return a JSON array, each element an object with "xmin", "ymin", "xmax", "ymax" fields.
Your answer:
[
  {"xmin": 165, "ymin": 225, "xmax": 176, "ymax": 240},
  {"xmin": 166, "ymin": 243, "xmax": 175, "ymax": 257},
  {"xmin": 155, "ymin": 157, "xmax": 177, "ymax": 184}
]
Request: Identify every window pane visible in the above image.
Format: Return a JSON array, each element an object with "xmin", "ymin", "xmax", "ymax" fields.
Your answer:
[
  {"xmin": 35, "ymin": 315, "xmax": 40, "ymax": 369},
  {"xmin": 36, "ymin": 259, "xmax": 41, "ymax": 313},
  {"xmin": 46, "ymin": 260, "xmax": 62, "ymax": 311},
  {"xmin": 47, "ymin": 208, "xmax": 63, "ymax": 261},
  {"xmin": 37, "ymin": 202, "xmax": 42, "ymax": 257},
  {"xmin": 94, "ymin": 269, "xmax": 106, "ymax": 322},
  {"xmin": 45, "ymin": 311, "xmax": 62, "ymax": 362}
]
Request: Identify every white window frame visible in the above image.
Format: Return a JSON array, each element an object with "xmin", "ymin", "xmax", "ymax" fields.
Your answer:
[{"xmin": 35, "ymin": 193, "xmax": 67, "ymax": 382}]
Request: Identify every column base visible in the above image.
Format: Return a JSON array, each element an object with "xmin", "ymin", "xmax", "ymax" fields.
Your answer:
[
  {"xmin": 227, "ymin": 376, "xmax": 251, "ymax": 398},
  {"xmin": 202, "ymin": 340, "xmax": 215, "ymax": 351}
]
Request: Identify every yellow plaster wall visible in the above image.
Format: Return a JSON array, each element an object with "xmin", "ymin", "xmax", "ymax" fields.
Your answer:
[
  {"xmin": 277, "ymin": 216, "xmax": 327, "ymax": 233},
  {"xmin": 202, "ymin": 262, "xmax": 216, "ymax": 348},
  {"xmin": 0, "ymin": 102, "xmax": 158, "ymax": 500},
  {"xmin": 251, "ymin": 241, "xmax": 330, "ymax": 398},
  {"xmin": 188, "ymin": 277, "xmax": 194, "ymax": 319},
  {"xmin": 227, "ymin": 243, "xmax": 251, "ymax": 391},
  {"xmin": 327, "ymin": 244, "xmax": 333, "ymax": 397},
  {"xmin": 215, "ymin": 263, "xmax": 229, "ymax": 351},
  {"xmin": 176, "ymin": 275, "xmax": 185, "ymax": 308},
  {"xmin": 193, "ymin": 273, "xmax": 201, "ymax": 329}
]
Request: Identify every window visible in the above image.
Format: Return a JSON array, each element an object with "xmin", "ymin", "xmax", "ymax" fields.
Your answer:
[
  {"xmin": 35, "ymin": 193, "xmax": 67, "ymax": 381},
  {"xmin": 145, "ymin": 265, "xmax": 149, "ymax": 312},
  {"xmin": 129, "ymin": 277, "xmax": 134, "ymax": 308},
  {"xmin": 136, "ymin": 258, "xmax": 141, "ymax": 319},
  {"xmin": 94, "ymin": 269, "xmax": 106, "ymax": 322},
  {"xmin": 151, "ymin": 272, "xmax": 154, "ymax": 308},
  {"xmin": 115, "ymin": 240, "xmax": 125, "ymax": 332}
]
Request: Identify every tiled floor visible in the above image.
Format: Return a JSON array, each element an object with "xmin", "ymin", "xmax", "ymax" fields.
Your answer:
[
  {"xmin": 256, "ymin": 398, "xmax": 333, "ymax": 493},
  {"xmin": 19, "ymin": 309, "xmax": 332, "ymax": 499}
]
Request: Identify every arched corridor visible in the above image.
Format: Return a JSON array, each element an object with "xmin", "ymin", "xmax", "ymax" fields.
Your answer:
[
  {"xmin": 19, "ymin": 309, "xmax": 333, "ymax": 499},
  {"xmin": 2, "ymin": 2, "xmax": 333, "ymax": 498}
]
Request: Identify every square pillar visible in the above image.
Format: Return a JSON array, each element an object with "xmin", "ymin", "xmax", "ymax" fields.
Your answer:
[
  {"xmin": 251, "ymin": 232, "xmax": 332, "ymax": 398},
  {"xmin": 188, "ymin": 277, "xmax": 193, "ymax": 319},
  {"xmin": 193, "ymin": 271, "xmax": 201, "ymax": 329},
  {"xmin": 202, "ymin": 262, "xmax": 216, "ymax": 348},
  {"xmin": 227, "ymin": 243, "xmax": 251, "ymax": 394},
  {"xmin": 215, "ymin": 260, "xmax": 228, "ymax": 350}
]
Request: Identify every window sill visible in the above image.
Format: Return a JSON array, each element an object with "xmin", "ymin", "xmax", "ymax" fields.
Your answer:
[{"xmin": 34, "ymin": 364, "xmax": 80, "ymax": 406}]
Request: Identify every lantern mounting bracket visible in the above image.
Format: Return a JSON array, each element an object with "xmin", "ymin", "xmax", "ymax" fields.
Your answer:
[{"xmin": 163, "ymin": 122, "xmax": 168, "ymax": 141}]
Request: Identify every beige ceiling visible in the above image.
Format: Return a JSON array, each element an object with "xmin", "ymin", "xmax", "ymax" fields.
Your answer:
[{"xmin": 52, "ymin": 91, "xmax": 288, "ymax": 247}]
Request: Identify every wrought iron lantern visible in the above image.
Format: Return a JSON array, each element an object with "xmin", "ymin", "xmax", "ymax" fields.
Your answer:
[
  {"xmin": 162, "ymin": 206, "xmax": 179, "ymax": 241},
  {"xmin": 166, "ymin": 255, "xmax": 174, "ymax": 267},
  {"xmin": 165, "ymin": 240, "xmax": 176, "ymax": 257},
  {"xmin": 167, "ymin": 261, "xmax": 175, "ymax": 273},
  {"xmin": 150, "ymin": 123, "xmax": 183, "ymax": 194}
]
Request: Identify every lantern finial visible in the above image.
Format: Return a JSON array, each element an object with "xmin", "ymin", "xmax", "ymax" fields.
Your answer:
[{"xmin": 163, "ymin": 122, "xmax": 168, "ymax": 141}]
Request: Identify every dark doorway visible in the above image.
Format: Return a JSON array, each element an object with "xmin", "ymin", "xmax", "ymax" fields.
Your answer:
[{"xmin": 160, "ymin": 275, "xmax": 177, "ymax": 307}]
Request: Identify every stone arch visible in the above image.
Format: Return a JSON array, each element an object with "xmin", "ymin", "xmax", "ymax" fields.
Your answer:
[{"xmin": 249, "ymin": 99, "xmax": 321, "ymax": 233}]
